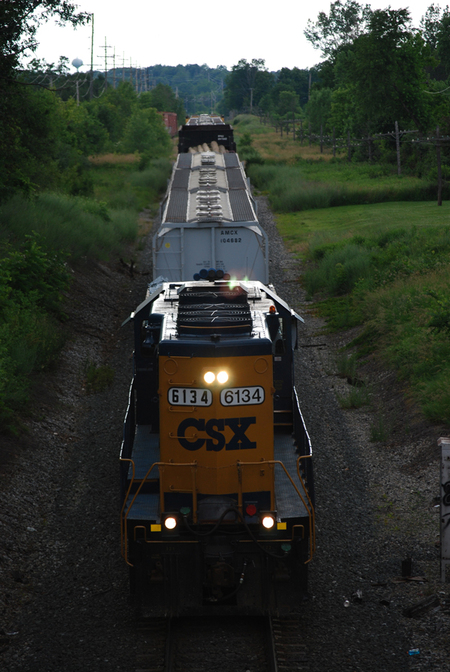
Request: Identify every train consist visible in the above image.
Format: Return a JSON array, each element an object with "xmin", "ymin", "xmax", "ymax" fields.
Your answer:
[
  {"xmin": 153, "ymin": 115, "xmax": 268, "ymax": 284},
  {"xmin": 119, "ymin": 116, "xmax": 315, "ymax": 616}
]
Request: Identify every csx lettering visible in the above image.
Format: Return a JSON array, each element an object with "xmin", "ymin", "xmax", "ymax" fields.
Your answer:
[{"xmin": 177, "ymin": 417, "xmax": 256, "ymax": 451}]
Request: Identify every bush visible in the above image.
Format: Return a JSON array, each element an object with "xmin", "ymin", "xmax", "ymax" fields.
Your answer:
[
  {"xmin": 121, "ymin": 108, "xmax": 172, "ymax": 157},
  {"xmin": 0, "ymin": 234, "xmax": 69, "ymax": 432},
  {"xmin": 304, "ymin": 243, "xmax": 373, "ymax": 296}
]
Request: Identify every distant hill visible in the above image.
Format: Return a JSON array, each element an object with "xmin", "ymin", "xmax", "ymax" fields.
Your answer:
[{"xmin": 110, "ymin": 63, "xmax": 229, "ymax": 115}]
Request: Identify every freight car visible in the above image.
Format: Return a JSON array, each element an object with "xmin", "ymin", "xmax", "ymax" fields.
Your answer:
[
  {"xmin": 120, "ymin": 276, "xmax": 315, "ymax": 616},
  {"xmin": 153, "ymin": 115, "xmax": 269, "ymax": 283},
  {"xmin": 177, "ymin": 114, "xmax": 236, "ymax": 153}
]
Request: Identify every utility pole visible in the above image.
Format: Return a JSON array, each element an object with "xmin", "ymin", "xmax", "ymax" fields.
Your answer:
[
  {"xmin": 395, "ymin": 120, "xmax": 401, "ymax": 176},
  {"xmin": 98, "ymin": 36, "xmax": 112, "ymax": 89},
  {"xmin": 89, "ymin": 13, "xmax": 94, "ymax": 100},
  {"xmin": 437, "ymin": 125, "xmax": 443, "ymax": 206}
]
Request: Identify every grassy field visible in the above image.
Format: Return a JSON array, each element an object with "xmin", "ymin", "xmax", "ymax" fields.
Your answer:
[
  {"xmin": 233, "ymin": 115, "xmax": 442, "ymax": 213},
  {"xmin": 232, "ymin": 115, "xmax": 450, "ymax": 428},
  {"xmin": 276, "ymin": 201, "xmax": 450, "ymax": 257}
]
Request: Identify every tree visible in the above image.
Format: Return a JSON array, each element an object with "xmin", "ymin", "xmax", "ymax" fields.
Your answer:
[
  {"xmin": 139, "ymin": 83, "xmax": 185, "ymax": 124},
  {"xmin": 88, "ymin": 82, "xmax": 137, "ymax": 144},
  {"xmin": 0, "ymin": 1, "xmax": 90, "ymax": 81},
  {"xmin": 61, "ymin": 98, "xmax": 108, "ymax": 155},
  {"xmin": 306, "ymin": 88, "xmax": 333, "ymax": 133},
  {"xmin": 276, "ymin": 67, "xmax": 310, "ymax": 106},
  {"xmin": 420, "ymin": 3, "xmax": 448, "ymax": 50},
  {"xmin": 304, "ymin": 0, "xmax": 372, "ymax": 59},
  {"xmin": 350, "ymin": 9, "xmax": 432, "ymax": 132},
  {"xmin": 122, "ymin": 108, "xmax": 172, "ymax": 157},
  {"xmin": 434, "ymin": 10, "xmax": 450, "ymax": 75},
  {"xmin": 223, "ymin": 59, "xmax": 274, "ymax": 113},
  {"xmin": 0, "ymin": 1, "xmax": 90, "ymax": 201}
]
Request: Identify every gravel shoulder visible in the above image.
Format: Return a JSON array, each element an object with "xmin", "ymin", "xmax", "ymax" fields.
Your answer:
[{"xmin": 0, "ymin": 200, "xmax": 449, "ymax": 671}]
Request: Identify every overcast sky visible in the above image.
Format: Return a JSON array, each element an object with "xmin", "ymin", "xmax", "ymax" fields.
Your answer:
[{"xmin": 26, "ymin": 0, "xmax": 435, "ymax": 73}]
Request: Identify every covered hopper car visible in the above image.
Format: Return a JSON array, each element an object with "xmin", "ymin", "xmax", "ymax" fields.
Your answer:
[
  {"xmin": 120, "ymin": 277, "xmax": 315, "ymax": 616},
  {"xmin": 153, "ymin": 115, "xmax": 269, "ymax": 284}
]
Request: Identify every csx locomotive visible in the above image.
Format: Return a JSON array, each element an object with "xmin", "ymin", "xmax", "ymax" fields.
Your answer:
[
  {"xmin": 120, "ymin": 278, "xmax": 315, "ymax": 615},
  {"xmin": 119, "ymin": 116, "xmax": 315, "ymax": 615}
]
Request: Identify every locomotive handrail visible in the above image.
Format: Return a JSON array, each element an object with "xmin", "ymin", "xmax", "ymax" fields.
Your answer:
[
  {"xmin": 121, "ymin": 453, "xmax": 315, "ymax": 565},
  {"xmin": 237, "ymin": 458, "xmax": 316, "ymax": 562},
  {"xmin": 296, "ymin": 454, "xmax": 316, "ymax": 559},
  {"xmin": 120, "ymin": 459, "xmax": 199, "ymax": 565}
]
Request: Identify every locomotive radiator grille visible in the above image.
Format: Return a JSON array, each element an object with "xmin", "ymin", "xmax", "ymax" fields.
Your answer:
[{"xmin": 176, "ymin": 285, "xmax": 252, "ymax": 334}]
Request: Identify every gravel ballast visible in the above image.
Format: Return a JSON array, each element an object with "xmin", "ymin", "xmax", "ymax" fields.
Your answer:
[{"xmin": 0, "ymin": 199, "xmax": 449, "ymax": 671}]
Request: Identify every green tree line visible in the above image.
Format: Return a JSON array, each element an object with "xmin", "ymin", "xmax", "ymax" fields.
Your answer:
[
  {"xmin": 304, "ymin": 1, "xmax": 450, "ymax": 139},
  {"xmin": 221, "ymin": 4, "xmax": 450, "ymax": 160},
  {"xmin": 1, "ymin": 74, "xmax": 181, "ymax": 202}
]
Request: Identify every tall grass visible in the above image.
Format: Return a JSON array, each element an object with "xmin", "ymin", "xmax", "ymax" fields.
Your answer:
[
  {"xmin": 358, "ymin": 271, "xmax": 450, "ymax": 423},
  {"xmin": 0, "ymin": 232, "xmax": 69, "ymax": 432},
  {"xmin": 90, "ymin": 157, "xmax": 172, "ymax": 212},
  {"xmin": 306, "ymin": 228, "xmax": 450, "ymax": 423},
  {"xmin": 304, "ymin": 226, "xmax": 450, "ymax": 299},
  {"xmin": 236, "ymin": 117, "xmax": 450, "ymax": 425},
  {"xmin": 0, "ymin": 193, "xmax": 137, "ymax": 261},
  {"xmin": 129, "ymin": 159, "xmax": 172, "ymax": 198},
  {"xmin": 248, "ymin": 163, "xmax": 442, "ymax": 212},
  {"xmin": 0, "ymin": 155, "xmax": 172, "ymax": 433}
]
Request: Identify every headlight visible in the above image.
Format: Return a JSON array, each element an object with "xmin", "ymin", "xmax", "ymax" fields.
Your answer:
[
  {"xmin": 203, "ymin": 370, "xmax": 229, "ymax": 384},
  {"xmin": 261, "ymin": 514, "xmax": 275, "ymax": 530},
  {"xmin": 164, "ymin": 516, "xmax": 177, "ymax": 530}
]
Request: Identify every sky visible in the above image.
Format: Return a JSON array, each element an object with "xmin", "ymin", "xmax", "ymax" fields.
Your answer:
[{"xmin": 25, "ymin": 0, "xmax": 435, "ymax": 73}]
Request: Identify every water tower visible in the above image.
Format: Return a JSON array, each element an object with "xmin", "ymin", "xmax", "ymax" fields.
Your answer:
[
  {"xmin": 72, "ymin": 58, "xmax": 83, "ymax": 104},
  {"xmin": 72, "ymin": 57, "xmax": 83, "ymax": 71}
]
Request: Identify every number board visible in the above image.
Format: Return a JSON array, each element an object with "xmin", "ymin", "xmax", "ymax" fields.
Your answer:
[
  {"xmin": 220, "ymin": 386, "xmax": 265, "ymax": 406},
  {"xmin": 168, "ymin": 388, "xmax": 212, "ymax": 407}
]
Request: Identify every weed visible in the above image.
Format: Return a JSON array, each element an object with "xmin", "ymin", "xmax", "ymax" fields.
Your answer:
[
  {"xmin": 336, "ymin": 384, "xmax": 370, "ymax": 409},
  {"xmin": 83, "ymin": 362, "xmax": 115, "ymax": 394},
  {"xmin": 370, "ymin": 413, "xmax": 389, "ymax": 442},
  {"xmin": 335, "ymin": 352, "xmax": 357, "ymax": 379}
]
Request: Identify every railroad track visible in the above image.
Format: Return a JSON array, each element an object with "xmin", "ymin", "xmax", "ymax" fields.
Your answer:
[{"xmin": 134, "ymin": 614, "xmax": 309, "ymax": 672}]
